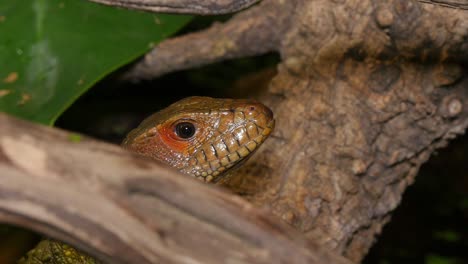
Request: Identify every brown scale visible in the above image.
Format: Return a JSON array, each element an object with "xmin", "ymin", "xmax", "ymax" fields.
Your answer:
[{"xmin": 122, "ymin": 96, "xmax": 275, "ymax": 183}]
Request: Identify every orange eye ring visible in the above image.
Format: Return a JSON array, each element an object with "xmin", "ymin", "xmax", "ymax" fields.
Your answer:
[{"xmin": 157, "ymin": 120, "xmax": 198, "ymax": 153}]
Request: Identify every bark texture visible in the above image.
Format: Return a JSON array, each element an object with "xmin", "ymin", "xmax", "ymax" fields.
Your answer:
[
  {"xmin": 223, "ymin": 0, "xmax": 468, "ymax": 262},
  {"xmin": 0, "ymin": 114, "xmax": 351, "ymax": 264},
  {"xmin": 122, "ymin": 0, "xmax": 468, "ymax": 262}
]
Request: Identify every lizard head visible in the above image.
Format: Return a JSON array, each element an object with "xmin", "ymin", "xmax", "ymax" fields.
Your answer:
[{"xmin": 122, "ymin": 96, "xmax": 275, "ymax": 182}]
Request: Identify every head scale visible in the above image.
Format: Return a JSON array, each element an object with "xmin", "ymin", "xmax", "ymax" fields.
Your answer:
[{"xmin": 122, "ymin": 96, "xmax": 275, "ymax": 183}]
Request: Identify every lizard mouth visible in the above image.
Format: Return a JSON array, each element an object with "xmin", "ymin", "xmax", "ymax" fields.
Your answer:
[{"xmin": 182, "ymin": 101, "xmax": 275, "ymax": 183}]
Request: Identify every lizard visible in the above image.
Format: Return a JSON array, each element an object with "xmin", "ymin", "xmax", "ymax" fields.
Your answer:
[{"xmin": 18, "ymin": 96, "xmax": 275, "ymax": 264}]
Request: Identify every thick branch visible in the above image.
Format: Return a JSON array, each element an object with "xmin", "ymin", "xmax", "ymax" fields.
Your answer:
[
  {"xmin": 87, "ymin": 0, "xmax": 260, "ymax": 14},
  {"xmin": 124, "ymin": 0, "xmax": 468, "ymax": 81},
  {"xmin": 217, "ymin": 0, "xmax": 468, "ymax": 261},
  {"xmin": 123, "ymin": 0, "xmax": 293, "ymax": 81},
  {"xmin": 0, "ymin": 113, "xmax": 351, "ymax": 264}
]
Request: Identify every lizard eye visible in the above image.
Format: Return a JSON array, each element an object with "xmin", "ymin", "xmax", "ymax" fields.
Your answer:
[{"xmin": 174, "ymin": 122, "xmax": 196, "ymax": 139}]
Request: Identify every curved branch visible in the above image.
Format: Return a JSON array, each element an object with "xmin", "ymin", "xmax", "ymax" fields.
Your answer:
[
  {"xmin": 123, "ymin": 0, "xmax": 294, "ymax": 81},
  {"xmin": 87, "ymin": 0, "xmax": 261, "ymax": 14},
  {"xmin": 0, "ymin": 113, "xmax": 351, "ymax": 264}
]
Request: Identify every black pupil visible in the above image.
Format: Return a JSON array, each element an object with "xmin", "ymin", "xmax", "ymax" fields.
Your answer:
[{"xmin": 175, "ymin": 122, "xmax": 196, "ymax": 139}]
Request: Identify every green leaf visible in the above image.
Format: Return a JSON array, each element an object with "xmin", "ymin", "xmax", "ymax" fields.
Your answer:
[{"xmin": 0, "ymin": 0, "xmax": 191, "ymax": 125}]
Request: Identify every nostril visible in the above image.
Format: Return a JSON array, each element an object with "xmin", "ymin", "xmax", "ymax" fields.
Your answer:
[
  {"xmin": 244, "ymin": 103, "xmax": 273, "ymax": 120},
  {"xmin": 245, "ymin": 104, "xmax": 259, "ymax": 117}
]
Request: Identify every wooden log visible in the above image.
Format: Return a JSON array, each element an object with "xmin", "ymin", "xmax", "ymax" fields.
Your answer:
[{"xmin": 0, "ymin": 113, "xmax": 351, "ymax": 264}]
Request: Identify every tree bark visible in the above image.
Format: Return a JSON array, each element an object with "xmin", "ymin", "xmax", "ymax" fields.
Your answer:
[
  {"xmin": 122, "ymin": 0, "xmax": 468, "ymax": 262},
  {"xmin": 0, "ymin": 114, "xmax": 351, "ymax": 264},
  {"xmin": 222, "ymin": 0, "xmax": 468, "ymax": 262}
]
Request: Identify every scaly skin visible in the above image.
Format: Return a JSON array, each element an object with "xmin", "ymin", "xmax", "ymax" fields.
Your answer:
[
  {"xmin": 123, "ymin": 96, "xmax": 275, "ymax": 182},
  {"xmin": 18, "ymin": 97, "xmax": 274, "ymax": 264},
  {"xmin": 18, "ymin": 240, "xmax": 98, "ymax": 264}
]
